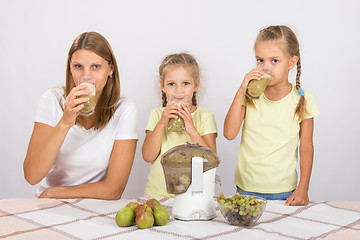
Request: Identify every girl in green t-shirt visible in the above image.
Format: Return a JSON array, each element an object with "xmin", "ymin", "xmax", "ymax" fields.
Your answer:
[
  {"xmin": 142, "ymin": 53, "xmax": 217, "ymax": 198},
  {"xmin": 224, "ymin": 25, "xmax": 319, "ymax": 206}
]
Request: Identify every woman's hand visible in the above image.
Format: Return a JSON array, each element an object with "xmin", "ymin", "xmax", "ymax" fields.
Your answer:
[
  {"xmin": 38, "ymin": 187, "xmax": 63, "ymax": 198},
  {"xmin": 60, "ymin": 84, "xmax": 90, "ymax": 128}
]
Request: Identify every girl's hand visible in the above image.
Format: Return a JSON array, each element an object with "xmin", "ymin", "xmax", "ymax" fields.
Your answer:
[
  {"xmin": 178, "ymin": 103, "xmax": 197, "ymax": 136},
  {"xmin": 285, "ymin": 189, "xmax": 309, "ymax": 206},
  {"xmin": 238, "ymin": 68, "xmax": 264, "ymax": 94},
  {"xmin": 60, "ymin": 85, "xmax": 90, "ymax": 128},
  {"xmin": 158, "ymin": 102, "xmax": 178, "ymax": 127}
]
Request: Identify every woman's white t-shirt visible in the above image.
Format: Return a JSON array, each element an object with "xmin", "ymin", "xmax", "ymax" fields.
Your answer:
[{"xmin": 34, "ymin": 87, "xmax": 138, "ymax": 196}]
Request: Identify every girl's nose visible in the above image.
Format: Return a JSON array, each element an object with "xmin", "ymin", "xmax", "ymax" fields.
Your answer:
[
  {"xmin": 259, "ymin": 63, "xmax": 273, "ymax": 75},
  {"xmin": 175, "ymin": 85, "xmax": 185, "ymax": 93}
]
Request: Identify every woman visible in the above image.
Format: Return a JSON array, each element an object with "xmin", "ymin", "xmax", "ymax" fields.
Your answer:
[{"xmin": 23, "ymin": 32, "xmax": 138, "ymax": 199}]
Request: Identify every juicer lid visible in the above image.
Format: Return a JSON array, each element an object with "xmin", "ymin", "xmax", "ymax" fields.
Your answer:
[{"xmin": 161, "ymin": 142, "xmax": 220, "ymax": 169}]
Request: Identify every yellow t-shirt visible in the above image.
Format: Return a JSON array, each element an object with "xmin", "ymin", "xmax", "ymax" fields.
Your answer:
[
  {"xmin": 235, "ymin": 85, "xmax": 319, "ymax": 193},
  {"xmin": 144, "ymin": 107, "xmax": 217, "ymax": 198}
]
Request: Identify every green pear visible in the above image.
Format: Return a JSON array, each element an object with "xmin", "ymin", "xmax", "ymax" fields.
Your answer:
[
  {"xmin": 115, "ymin": 207, "xmax": 135, "ymax": 227},
  {"xmin": 135, "ymin": 204, "xmax": 153, "ymax": 216},
  {"xmin": 136, "ymin": 210, "xmax": 154, "ymax": 229},
  {"xmin": 153, "ymin": 206, "xmax": 170, "ymax": 226},
  {"xmin": 146, "ymin": 198, "xmax": 161, "ymax": 211},
  {"xmin": 126, "ymin": 201, "xmax": 139, "ymax": 212}
]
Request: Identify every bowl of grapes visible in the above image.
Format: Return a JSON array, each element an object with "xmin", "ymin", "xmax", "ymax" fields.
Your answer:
[{"xmin": 217, "ymin": 193, "xmax": 267, "ymax": 227}]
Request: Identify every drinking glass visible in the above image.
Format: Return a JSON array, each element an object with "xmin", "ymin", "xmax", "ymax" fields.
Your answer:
[
  {"xmin": 78, "ymin": 77, "xmax": 96, "ymax": 116},
  {"xmin": 246, "ymin": 63, "xmax": 272, "ymax": 99},
  {"xmin": 167, "ymin": 94, "xmax": 187, "ymax": 132}
]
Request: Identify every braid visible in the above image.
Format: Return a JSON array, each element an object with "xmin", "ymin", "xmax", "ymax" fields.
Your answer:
[
  {"xmin": 295, "ymin": 56, "xmax": 302, "ymax": 90},
  {"xmin": 161, "ymin": 91, "xmax": 167, "ymax": 107},
  {"xmin": 294, "ymin": 57, "xmax": 309, "ymax": 122},
  {"xmin": 192, "ymin": 92, "xmax": 197, "ymax": 106}
]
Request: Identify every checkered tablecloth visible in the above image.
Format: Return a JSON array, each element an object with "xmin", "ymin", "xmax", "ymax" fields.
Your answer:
[{"xmin": 0, "ymin": 197, "xmax": 359, "ymax": 239}]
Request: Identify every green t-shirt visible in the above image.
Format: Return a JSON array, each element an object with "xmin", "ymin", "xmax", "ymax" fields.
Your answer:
[
  {"xmin": 144, "ymin": 107, "xmax": 217, "ymax": 198},
  {"xmin": 235, "ymin": 85, "xmax": 319, "ymax": 193}
]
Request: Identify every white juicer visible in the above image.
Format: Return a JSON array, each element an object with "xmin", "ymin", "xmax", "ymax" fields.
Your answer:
[{"xmin": 161, "ymin": 143, "xmax": 220, "ymax": 220}]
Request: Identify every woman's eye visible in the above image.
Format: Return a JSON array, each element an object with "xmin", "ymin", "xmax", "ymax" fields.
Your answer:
[
  {"xmin": 74, "ymin": 64, "xmax": 82, "ymax": 69},
  {"xmin": 183, "ymin": 82, "xmax": 190, "ymax": 86},
  {"xmin": 92, "ymin": 65, "xmax": 101, "ymax": 69},
  {"xmin": 272, "ymin": 59, "xmax": 278, "ymax": 63},
  {"xmin": 257, "ymin": 59, "xmax": 263, "ymax": 63},
  {"xmin": 168, "ymin": 83, "xmax": 174, "ymax": 86}
]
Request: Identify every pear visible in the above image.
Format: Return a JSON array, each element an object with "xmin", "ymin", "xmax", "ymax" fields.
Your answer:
[
  {"xmin": 135, "ymin": 203, "xmax": 153, "ymax": 216},
  {"xmin": 136, "ymin": 210, "xmax": 154, "ymax": 229},
  {"xmin": 146, "ymin": 198, "xmax": 161, "ymax": 211},
  {"xmin": 126, "ymin": 201, "xmax": 139, "ymax": 212},
  {"xmin": 115, "ymin": 207, "xmax": 135, "ymax": 227},
  {"xmin": 153, "ymin": 206, "xmax": 170, "ymax": 226}
]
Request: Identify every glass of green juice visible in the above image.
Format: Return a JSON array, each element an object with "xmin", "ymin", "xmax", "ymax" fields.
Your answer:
[
  {"xmin": 78, "ymin": 77, "xmax": 96, "ymax": 116},
  {"xmin": 167, "ymin": 94, "xmax": 187, "ymax": 132},
  {"xmin": 246, "ymin": 64, "xmax": 273, "ymax": 99}
]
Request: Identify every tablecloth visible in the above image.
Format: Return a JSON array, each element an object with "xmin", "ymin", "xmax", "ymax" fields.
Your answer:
[{"xmin": 0, "ymin": 197, "xmax": 359, "ymax": 239}]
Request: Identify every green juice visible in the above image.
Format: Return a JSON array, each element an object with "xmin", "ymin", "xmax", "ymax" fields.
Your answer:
[
  {"xmin": 167, "ymin": 101, "xmax": 185, "ymax": 132},
  {"xmin": 246, "ymin": 74, "xmax": 271, "ymax": 99},
  {"xmin": 79, "ymin": 82, "xmax": 95, "ymax": 116},
  {"xmin": 168, "ymin": 114, "xmax": 185, "ymax": 132}
]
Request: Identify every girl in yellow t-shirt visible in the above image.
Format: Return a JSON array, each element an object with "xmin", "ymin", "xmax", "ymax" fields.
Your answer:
[
  {"xmin": 142, "ymin": 53, "xmax": 217, "ymax": 198},
  {"xmin": 224, "ymin": 25, "xmax": 319, "ymax": 206}
]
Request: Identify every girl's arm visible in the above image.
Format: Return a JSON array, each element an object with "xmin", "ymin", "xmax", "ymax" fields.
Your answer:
[
  {"xmin": 190, "ymin": 133, "xmax": 217, "ymax": 152},
  {"xmin": 223, "ymin": 90, "xmax": 246, "ymax": 140},
  {"xmin": 285, "ymin": 118, "xmax": 314, "ymax": 206},
  {"xmin": 23, "ymin": 85, "xmax": 89, "ymax": 185},
  {"xmin": 179, "ymin": 105, "xmax": 217, "ymax": 152},
  {"xmin": 142, "ymin": 105, "xmax": 178, "ymax": 162},
  {"xmin": 39, "ymin": 139, "xmax": 137, "ymax": 200},
  {"xmin": 223, "ymin": 68, "xmax": 263, "ymax": 140},
  {"xmin": 142, "ymin": 125, "xmax": 166, "ymax": 163}
]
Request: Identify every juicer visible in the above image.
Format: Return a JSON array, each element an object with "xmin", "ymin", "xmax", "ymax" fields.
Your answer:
[{"xmin": 161, "ymin": 142, "xmax": 220, "ymax": 220}]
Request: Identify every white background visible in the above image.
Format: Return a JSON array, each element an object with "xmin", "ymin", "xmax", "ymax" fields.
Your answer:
[{"xmin": 1, "ymin": 0, "xmax": 359, "ymax": 201}]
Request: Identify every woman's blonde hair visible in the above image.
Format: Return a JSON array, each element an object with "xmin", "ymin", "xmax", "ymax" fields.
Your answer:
[
  {"xmin": 158, "ymin": 53, "xmax": 200, "ymax": 107},
  {"xmin": 246, "ymin": 25, "xmax": 308, "ymax": 121},
  {"xmin": 65, "ymin": 32, "xmax": 120, "ymax": 130}
]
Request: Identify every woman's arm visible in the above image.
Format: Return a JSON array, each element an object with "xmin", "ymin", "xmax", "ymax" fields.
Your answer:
[
  {"xmin": 39, "ymin": 139, "xmax": 137, "ymax": 200},
  {"xmin": 23, "ymin": 122, "xmax": 71, "ymax": 185},
  {"xmin": 285, "ymin": 118, "xmax": 314, "ymax": 206},
  {"xmin": 24, "ymin": 85, "xmax": 89, "ymax": 185}
]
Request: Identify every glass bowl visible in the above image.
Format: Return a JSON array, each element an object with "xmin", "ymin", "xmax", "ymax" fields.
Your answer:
[{"xmin": 217, "ymin": 193, "xmax": 267, "ymax": 226}]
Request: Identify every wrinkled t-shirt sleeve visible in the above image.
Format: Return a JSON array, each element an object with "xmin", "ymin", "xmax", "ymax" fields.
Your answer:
[{"xmin": 115, "ymin": 99, "xmax": 138, "ymax": 140}]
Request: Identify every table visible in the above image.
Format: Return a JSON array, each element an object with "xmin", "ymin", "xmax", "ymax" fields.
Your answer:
[{"xmin": 1, "ymin": 197, "xmax": 359, "ymax": 240}]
